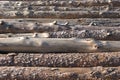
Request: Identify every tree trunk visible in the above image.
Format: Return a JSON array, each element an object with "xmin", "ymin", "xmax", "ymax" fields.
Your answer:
[
  {"xmin": 0, "ymin": 38, "xmax": 120, "ymax": 53},
  {"xmin": 0, "ymin": 67, "xmax": 119, "ymax": 80}
]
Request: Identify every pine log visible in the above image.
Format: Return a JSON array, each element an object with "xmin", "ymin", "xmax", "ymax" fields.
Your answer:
[
  {"xmin": 0, "ymin": 67, "xmax": 119, "ymax": 80},
  {"xmin": 0, "ymin": 11, "xmax": 120, "ymax": 18},
  {"xmin": 0, "ymin": 52, "xmax": 119, "ymax": 67},
  {"xmin": 0, "ymin": 20, "xmax": 120, "ymax": 33},
  {"xmin": 0, "ymin": 18, "xmax": 120, "ymax": 27},
  {"xmin": 49, "ymin": 30, "xmax": 120, "ymax": 40},
  {"xmin": 0, "ymin": 29, "xmax": 120, "ymax": 40},
  {"xmin": 0, "ymin": 33, "xmax": 49, "ymax": 38},
  {"xmin": 1, "ymin": 0, "xmax": 120, "ymax": 7},
  {"xmin": 1, "ymin": 6, "xmax": 120, "ymax": 12},
  {"xmin": 0, "ymin": 38, "xmax": 120, "ymax": 53},
  {"xmin": 0, "ymin": 1, "xmax": 119, "ymax": 19}
]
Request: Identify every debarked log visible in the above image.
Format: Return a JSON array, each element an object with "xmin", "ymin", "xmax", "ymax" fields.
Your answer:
[
  {"xmin": 0, "ymin": 38, "xmax": 120, "ymax": 53},
  {"xmin": 0, "ymin": 20, "xmax": 120, "ymax": 33},
  {"xmin": 0, "ymin": 67, "xmax": 119, "ymax": 80},
  {"xmin": 0, "ymin": 33, "xmax": 49, "ymax": 38}
]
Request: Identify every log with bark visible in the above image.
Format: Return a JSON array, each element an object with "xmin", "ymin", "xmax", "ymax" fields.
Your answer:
[
  {"xmin": 0, "ymin": 20, "xmax": 120, "ymax": 33},
  {"xmin": 0, "ymin": 67, "xmax": 119, "ymax": 80},
  {"xmin": 0, "ymin": 52, "xmax": 120, "ymax": 67},
  {"xmin": 0, "ymin": 1, "xmax": 119, "ymax": 19},
  {"xmin": 0, "ymin": 38, "xmax": 120, "ymax": 53},
  {"xmin": 0, "ymin": 11, "xmax": 120, "ymax": 18},
  {"xmin": 49, "ymin": 30, "xmax": 120, "ymax": 40},
  {"xmin": 1, "ymin": 0, "xmax": 120, "ymax": 7},
  {"xmin": 1, "ymin": 6, "xmax": 120, "ymax": 12},
  {"xmin": 0, "ymin": 1, "xmax": 120, "ymax": 18},
  {"xmin": 0, "ymin": 29, "xmax": 120, "ymax": 40}
]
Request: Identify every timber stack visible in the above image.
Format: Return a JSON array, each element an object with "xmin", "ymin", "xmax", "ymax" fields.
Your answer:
[{"xmin": 0, "ymin": 0, "xmax": 119, "ymax": 80}]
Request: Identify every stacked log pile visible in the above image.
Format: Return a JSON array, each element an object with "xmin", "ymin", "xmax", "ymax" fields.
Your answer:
[
  {"xmin": 0, "ymin": 0, "xmax": 120, "ymax": 18},
  {"xmin": 0, "ymin": 0, "xmax": 119, "ymax": 80}
]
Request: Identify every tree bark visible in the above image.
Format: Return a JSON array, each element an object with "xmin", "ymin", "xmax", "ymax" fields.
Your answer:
[
  {"xmin": 1, "ymin": 0, "xmax": 120, "ymax": 7},
  {"xmin": 0, "ymin": 52, "xmax": 119, "ymax": 67},
  {"xmin": 0, "ymin": 11, "xmax": 120, "ymax": 18},
  {"xmin": 0, "ymin": 29, "xmax": 120, "ymax": 40},
  {"xmin": 0, "ymin": 20, "xmax": 120, "ymax": 33},
  {"xmin": 0, "ymin": 67, "xmax": 119, "ymax": 80}
]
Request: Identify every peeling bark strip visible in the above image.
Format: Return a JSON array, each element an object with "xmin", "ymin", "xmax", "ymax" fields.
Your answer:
[
  {"xmin": 0, "ymin": 67, "xmax": 119, "ymax": 80},
  {"xmin": 0, "ymin": 38, "xmax": 120, "ymax": 53}
]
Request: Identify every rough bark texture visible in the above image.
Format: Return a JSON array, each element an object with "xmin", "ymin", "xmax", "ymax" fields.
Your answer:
[
  {"xmin": 49, "ymin": 30, "xmax": 120, "ymax": 40},
  {"xmin": 0, "ymin": 11, "xmax": 119, "ymax": 18},
  {"xmin": 0, "ymin": 1, "xmax": 119, "ymax": 80},
  {"xmin": 0, "ymin": 52, "xmax": 119, "ymax": 67},
  {"xmin": 0, "ymin": 1, "xmax": 120, "ymax": 18},
  {"xmin": 0, "ymin": 20, "xmax": 120, "ymax": 37},
  {"xmin": 1, "ymin": 1, "xmax": 120, "ymax": 7},
  {"xmin": 0, "ymin": 30, "xmax": 120, "ymax": 41},
  {"xmin": 0, "ymin": 67, "xmax": 119, "ymax": 80}
]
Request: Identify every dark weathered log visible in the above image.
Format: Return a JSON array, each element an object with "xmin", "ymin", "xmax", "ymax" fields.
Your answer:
[
  {"xmin": 0, "ymin": 0, "xmax": 119, "ymax": 19},
  {"xmin": 0, "ymin": 52, "xmax": 119, "ymax": 67},
  {"xmin": 0, "ymin": 11, "xmax": 119, "ymax": 18},
  {"xmin": 0, "ymin": 38, "xmax": 120, "ymax": 53},
  {"xmin": 1, "ymin": 0, "xmax": 120, "ymax": 7},
  {"xmin": 0, "ymin": 67, "xmax": 119, "ymax": 80},
  {"xmin": 1, "ymin": 4, "xmax": 120, "ymax": 12},
  {"xmin": 0, "ymin": 54, "xmax": 14, "ymax": 66}
]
